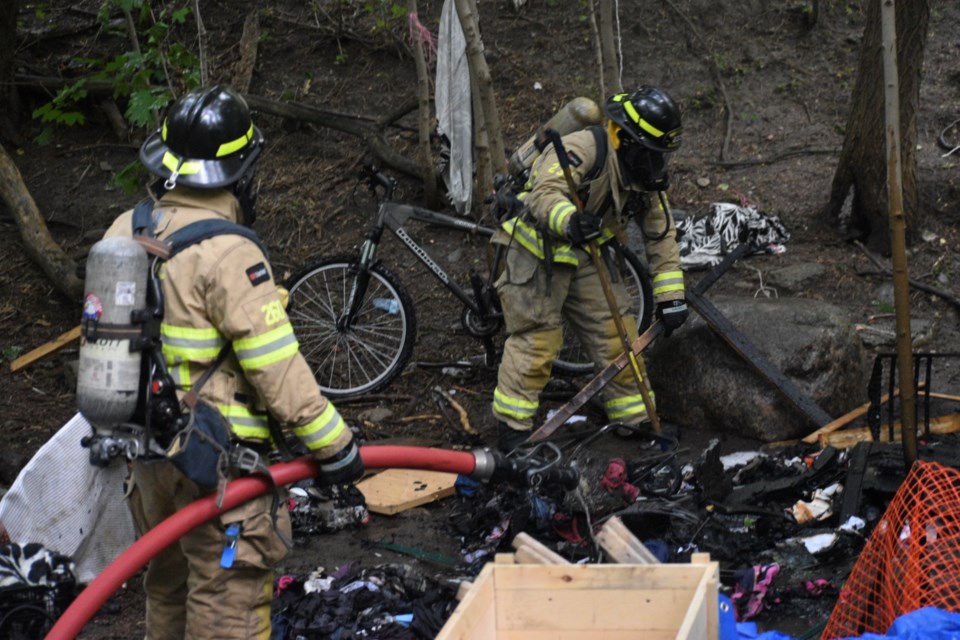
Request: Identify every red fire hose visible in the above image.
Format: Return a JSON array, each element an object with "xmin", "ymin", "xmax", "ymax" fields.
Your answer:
[{"xmin": 46, "ymin": 445, "xmax": 484, "ymax": 640}]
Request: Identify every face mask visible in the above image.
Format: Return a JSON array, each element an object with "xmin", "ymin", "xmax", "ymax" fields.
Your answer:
[
  {"xmin": 618, "ymin": 139, "xmax": 670, "ymax": 191},
  {"xmin": 233, "ymin": 167, "xmax": 259, "ymax": 226}
]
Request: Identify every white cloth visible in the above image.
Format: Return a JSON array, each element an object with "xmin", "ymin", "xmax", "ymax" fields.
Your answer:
[
  {"xmin": 435, "ymin": 0, "xmax": 473, "ymax": 216},
  {"xmin": 0, "ymin": 413, "xmax": 136, "ymax": 584}
]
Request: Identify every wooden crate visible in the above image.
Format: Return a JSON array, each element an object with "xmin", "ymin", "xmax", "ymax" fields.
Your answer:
[{"xmin": 437, "ymin": 557, "xmax": 720, "ymax": 640}]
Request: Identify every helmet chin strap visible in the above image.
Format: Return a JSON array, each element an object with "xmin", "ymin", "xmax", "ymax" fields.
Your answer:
[{"xmin": 233, "ymin": 168, "xmax": 259, "ymax": 226}]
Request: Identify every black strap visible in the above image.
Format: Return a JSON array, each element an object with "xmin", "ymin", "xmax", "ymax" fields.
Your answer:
[
  {"xmin": 166, "ymin": 219, "xmax": 270, "ymax": 261},
  {"xmin": 584, "ymin": 125, "xmax": 608, "ymax": 182},
  {"xmin": 132, "ymin": 198, "xmax": 157, "ymax": 238},
  {"xmin": 576, "ymin": 125, "xmax": 610, "ymax": 214}
]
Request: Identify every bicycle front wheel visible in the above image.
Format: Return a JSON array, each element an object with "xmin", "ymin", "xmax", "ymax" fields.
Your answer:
[
  {"xmin": 286, "ymin": 255, "xmax": 416, "ymax": 399},
  {"xmin": 553, "ymin": 243, "xmax": 654, "ymax": 376}
]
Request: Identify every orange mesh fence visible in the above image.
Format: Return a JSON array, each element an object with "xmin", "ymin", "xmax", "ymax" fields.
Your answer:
[{"xmin": 821, "ymin": 460, "xmax": 960, "ymax": 639}]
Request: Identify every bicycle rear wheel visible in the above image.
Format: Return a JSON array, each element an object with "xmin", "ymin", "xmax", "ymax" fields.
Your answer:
[
  {"xmin": 286, "ymin": 255, "xmax": 416, "ymax": 399},
  {"xmin": 553, "ymin": 243, "xmax": 654, "ymax": 376}
]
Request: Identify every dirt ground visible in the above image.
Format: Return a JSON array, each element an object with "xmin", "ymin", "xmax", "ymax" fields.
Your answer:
[{"xmin": 2, "ymin": 0, "xmax": 959, "ymax": 638}]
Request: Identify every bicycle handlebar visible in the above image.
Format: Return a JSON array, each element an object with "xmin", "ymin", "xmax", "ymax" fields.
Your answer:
[{"xmin": 361, "ymin": 164, "xmax": 397, "ymax": 200}]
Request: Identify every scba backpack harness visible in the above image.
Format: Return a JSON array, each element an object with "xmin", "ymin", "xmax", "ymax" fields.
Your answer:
[{"xmin": 79, "ymin": 198, "xmax": 273, "ymax": 502}]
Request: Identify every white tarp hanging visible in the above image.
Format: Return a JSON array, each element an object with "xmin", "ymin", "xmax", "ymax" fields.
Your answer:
[
  {"xmin": 435, "ymin": 0, "xmax": 473, "ymax": 216},
  {"xmin": 0, "ymin": 413, "xmax": 137, "ymax": 584}
]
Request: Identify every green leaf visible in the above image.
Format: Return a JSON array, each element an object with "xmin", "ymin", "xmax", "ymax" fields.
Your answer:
[
  {"xmin": 126, "ymin": 88, "xmax": 164, "ymax": 127},
  {"xmin": 2, "ymin": 345, "xmax": 23, "ymax": 361}
]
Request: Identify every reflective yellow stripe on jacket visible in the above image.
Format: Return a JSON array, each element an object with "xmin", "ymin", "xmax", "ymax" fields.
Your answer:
[
  {"xmin": 161, "ymin": 324, "xmax": 227, "ymax": 364},
  {"xmin": 293, "ymin": 402, "xmax": 349, "ymax": 452},
  {"xmin": 652, "ymin": 270, "xmax": 685, "ymax": 297},
  {"xmin": 233, "ymin": 322, "xmax": 300, "ymax": 370},
  {"xmin": 501, "ymin": 217, "xmax": 578, "ymax": 265}
]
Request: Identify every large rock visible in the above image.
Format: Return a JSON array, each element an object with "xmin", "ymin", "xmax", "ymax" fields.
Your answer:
[{"xmin": 645, "ymin": 295, "xmax": 868, "ymax": 442}]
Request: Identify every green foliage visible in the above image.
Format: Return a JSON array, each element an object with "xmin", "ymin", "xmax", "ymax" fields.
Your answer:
[
  {"xmin": 112, "ymin": 160, "xmax": 150, "ymax": 194},
  {"xmin": 1, "ymin": 345, "xmax": 23, "ymax": 363},
  {"xmin": 32, "ymin": 0, "xmax": 201, "ymax": 143},
  {"xmin": 32, "ymin": 80, "xmax": 88, "ymax": 144}
]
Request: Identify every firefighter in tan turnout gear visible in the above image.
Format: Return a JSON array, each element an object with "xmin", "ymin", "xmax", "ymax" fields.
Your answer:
[
  {"xmin": 492, "ymin": 85, "xmax": 689, "ymax": 451},
  {"xmin": 102, "ymin": 86, "xmax": 364, "ymax": 639}
]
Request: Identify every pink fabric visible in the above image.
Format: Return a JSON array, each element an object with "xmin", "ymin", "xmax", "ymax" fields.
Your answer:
[{"xmin": 599, "ymin": 458, "xmax": 641, "ymax": 501}]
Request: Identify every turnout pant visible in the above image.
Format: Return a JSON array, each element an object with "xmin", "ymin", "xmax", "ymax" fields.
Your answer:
[
  {"xmin": 492, "ymin": 244, "xmax": 654, "ymax": 431},
  {"xmin": 128, "ymin": 459, "xmax": 291, "ymax": 640}
]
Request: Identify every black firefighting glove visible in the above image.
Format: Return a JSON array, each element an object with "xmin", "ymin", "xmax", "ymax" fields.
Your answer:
[
  {"xmin": 656, "ymin": 299, "xmax": 689, "ymax": 337},
  {"xmin": 565, "ymin": 211, "xmax": 603, "ymax": 246},
  {"xmin": 315, "ymin": 441, "xmax": 365, "ymax": 485}
]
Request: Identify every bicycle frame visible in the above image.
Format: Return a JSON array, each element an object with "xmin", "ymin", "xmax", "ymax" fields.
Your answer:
[{"xmin": 345, "ymin": 200, "xmax": 499, "ymax": 329}]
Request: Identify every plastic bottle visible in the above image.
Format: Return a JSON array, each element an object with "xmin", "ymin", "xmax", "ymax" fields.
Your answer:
[
  {"xmin": 372, "ymin": 298, "xmax": 400, "ymax": 314},
  {"xmin": 507, "ymin": 96, "xmax": 604, "ymax": 176}
]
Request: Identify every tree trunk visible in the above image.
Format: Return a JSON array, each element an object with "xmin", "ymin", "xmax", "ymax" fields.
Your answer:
[
  {"xmin": 0, "ymin": 142, "xmax": 83, "ymax": 301},
  {"xmin": 597, "ymin": 0, "xmax": 619, "ymax": 95},
  {"xmin": 454, "ymin": 0, "xmax": 506, "ymax": 197},
  {"xmin": 407, "ymin": 0, "xmax": 440, "ymax": 208},
  {"xmin": 0, "ymin": 0, "xmax": 20, "ymax": 144},
  {"xmin": 826, "ymin": 0, "xmax": 929, "ymax": 254}
]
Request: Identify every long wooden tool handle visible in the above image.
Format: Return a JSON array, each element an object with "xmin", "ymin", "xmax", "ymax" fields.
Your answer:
[{"xmin": 525, "ymin": 321, "xmax": 664, "ymax": 443}]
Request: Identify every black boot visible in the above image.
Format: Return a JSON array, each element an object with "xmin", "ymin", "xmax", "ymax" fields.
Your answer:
[{"xmin": 496, "ymin": 422, "xmax": 529, "ymax": 453}]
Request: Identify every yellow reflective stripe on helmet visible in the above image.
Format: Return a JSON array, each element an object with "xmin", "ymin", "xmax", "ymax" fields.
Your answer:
[
  {"xmin": 161, "ymin": 323, "xmax": 226, "ymax": 362},
  {"xmin": 652, "ymin": 271, "xmax": 685, "ymax": 296},
  {"xmin": 548, "ymin": 201, "xmax": 576, "ymax": 237},
  {"xmin": 621, "ymin": 99, "xmax": 667, "ymax": 140},
  {"xmin": 216, "ymin": 404, "xmax": 270, "ymax": 439},
  {"xmin": 604, "ymin": 392, "xmax": 653, "ymax": 420},
  {"xmin": 492, "ymin": 387, "xmax": 538, "ymax": 420},
  {"xmin": 501, "ymin": 218, "xmax": 579, "ymax": 266},
  {"xmin": 216, "ymin": 124, "xmax": 254, "ymax": 157},
  {"xmin": 234, "ymin": 323, "xmax": 299, "ymax": 370},
  {"xmin": 162, "ymin": 151, "xmax": 201, "ymax": 175},
  {"xmin": 293, "ymin": 402, "xmax": 348, "ymax": 451}
]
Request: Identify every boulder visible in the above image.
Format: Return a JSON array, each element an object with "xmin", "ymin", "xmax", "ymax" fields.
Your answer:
[{"xmin": 645, "ymin": 295, "xmax": 868, "ymax": 442}]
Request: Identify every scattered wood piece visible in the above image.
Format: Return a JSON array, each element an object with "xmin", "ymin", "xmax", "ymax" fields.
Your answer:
[
  {"xmin": 355, "ymin": 467, "xmax": 458, "ymax": 515},
  {"xmin": 9, "ymin": 325, "xmax": 81, "ymax": 373},
  {"xmin": 433, "ymin": 386, "xmax": 477, "ymax": 435},
  {"xmin": 596, "ymin": 516, "xmax": 660, "ymax": 564},
  {"xmin": 396, "ymin": 414, "xmax": 442, "ymax": 423},
  {"xmin": 511, "ymin": 532, "xmax": 570, "ymax": 565},
  {"xmin": 801, "ymin": 391, "xmax": 899, "ymax": 443},
  {"xmin": 820, "ymin": 413, "xmax": 960, "ymax": 449}
]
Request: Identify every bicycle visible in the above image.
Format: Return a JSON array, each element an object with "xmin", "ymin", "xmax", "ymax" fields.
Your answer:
[{"xmin": 285, "ymin": 166, "xmax": 654, "ymax": 399}]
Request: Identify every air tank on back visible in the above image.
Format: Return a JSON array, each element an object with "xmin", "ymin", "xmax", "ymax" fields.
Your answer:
[
  {"xmin": 77, "ymin": 235, "xmax": 149, "ymax": 431},
  {"xmin": 507, "ymin": 96, "xmax": 604, "ymax": 177}
]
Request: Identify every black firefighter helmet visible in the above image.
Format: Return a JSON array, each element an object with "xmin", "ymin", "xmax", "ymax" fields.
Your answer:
[
  {"xmin": 604, "ymin": 85, "xmax": 682, "ymax": 190},
  {"xmin": 140, "ymin": 85, "xmax": 264, "ymax": 191},
  {"xmin": 604, "ymin": 85, "xmax": 683, "ymax": 152}
]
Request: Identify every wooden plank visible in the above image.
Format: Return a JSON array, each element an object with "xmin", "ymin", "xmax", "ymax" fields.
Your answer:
[
  {"xmin": 597, "ymin": 516, "xmax": 659, "ymax": 564},
  {"xmin": 436, "ymin": 564, "xmax": 497, "ymax": 640},
  {"xmin": 497, "ymin": 588, "xmax": 696, "ymax": 631},
  {"xmin": 499, "ymin": 631, "xmax": 676, "ymax": 640},
  {"xmin": 801, "ymin": 392, "xmax": 897, "ymax": 443},
  {"xmin": 491, "ymin": 564, "xmax": 709, "ymax": 591},
  {"xmin": 820, "ymin": 413, "xmax": 960, "ymax": 449},
  {"xmin": 355, "ymin": 468, "xmax": 457, "ymax": 515},
  {"xmin": 9, "ymin": 325, "xmax": 81, "ymax": 372},
  {"xmin": 511, "ymin": 532, "xmax": 570, "ymax": 565}
]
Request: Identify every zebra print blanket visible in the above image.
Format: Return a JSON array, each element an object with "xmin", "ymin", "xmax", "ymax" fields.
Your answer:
[
  {"xmin": 0, "ymin": 542, "xmax": 76, "ymax": 590},
  {"xmin": 676, "ymin": 203, "xmax": 791, "ymax": 270}
]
